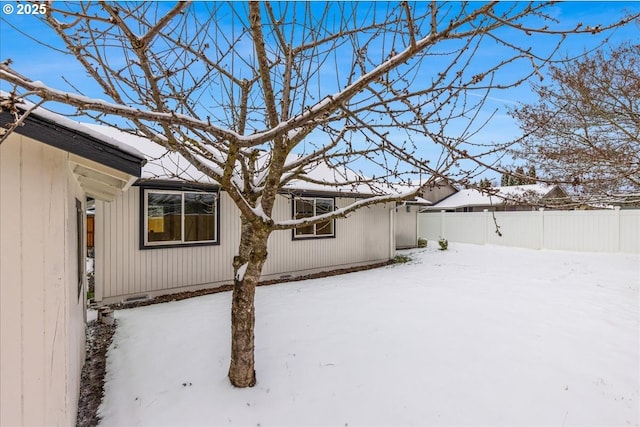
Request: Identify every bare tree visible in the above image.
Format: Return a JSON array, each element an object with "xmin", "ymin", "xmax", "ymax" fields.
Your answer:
[
  {"xmin": 510, "ymin": 40, "xmax": 640, "ymax": 198},
  {"xmin": 1, "ymin": 1, "xmax": 635, "ymax": 387}
]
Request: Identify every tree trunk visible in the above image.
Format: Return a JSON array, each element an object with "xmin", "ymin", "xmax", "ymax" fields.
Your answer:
[{"xmin": 228, "ymin": 216, "xmax": 270, "ymax": 388}]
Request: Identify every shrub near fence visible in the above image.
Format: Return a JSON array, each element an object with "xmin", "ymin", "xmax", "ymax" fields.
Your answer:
[{"xmin": 418, "ymin": 208, "xmax": 640, "ymax": 253}]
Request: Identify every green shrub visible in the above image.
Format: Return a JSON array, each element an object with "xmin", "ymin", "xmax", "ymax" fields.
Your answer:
[
  {"xmin": 393, "ymin": 254, "xmax": 412, "ymax": 264},
  {"xmin": 417, "ymin": 238, "xmax": 427, "ymax": 248},
  {"xmin": 438, "ymin": 238, "xmax": 448, "ymax": 251}
]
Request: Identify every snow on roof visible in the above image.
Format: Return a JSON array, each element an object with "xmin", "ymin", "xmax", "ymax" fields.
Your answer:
[
  {"xmin": 384, "ymin": 182, "xmax": 432, "ymax": 205},
  {"xmin": 0, "ymin": 92, "xmax": 145, "ymax": 160},
  {"xmin": 82, "ymin": 123, "xmax": 415, "ymax": 197},
  {"xmin": 81, "ymin": 123, "xmax": 217, "ymax": 184},
  {"xmin": 2, "ymin": 93, "xmax": 427, "ymax": 198},
  {"xmin": 431, "ymin": 184, "xmax": 557, "ymax": 209},
  {"xmin": 281, "ymin": 156, "xmax": 395, "ymax": 196},
  {"xmin": 411, "ymin": 196, "xmax": 432, "ymax": 205}
]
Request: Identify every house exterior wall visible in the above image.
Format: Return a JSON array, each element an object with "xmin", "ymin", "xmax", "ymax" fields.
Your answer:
[
  {"xmin": 95, "ymin": 187, "xmax": 393, "ymax": 303},
  {"xmin": 422, "ymin": 182, "xmax": 457, "ymax": 204},
  {"xmin": 95, "ymin": 187, "xmax": 239, "ymax": 302},
  {"xmin": 543, "ymin": 186, "xmax": 569, "ymax": 204},
  {"xmin": 394, "ymin": 205, "xmax": 418, "ymax": 248},
  {"xmin": 264, "ymin": 194, "xmax": 392, "ymax": 277},
  {"xmin": 1, "ymin": 134, "xmax": 86, "ymax": 426}
]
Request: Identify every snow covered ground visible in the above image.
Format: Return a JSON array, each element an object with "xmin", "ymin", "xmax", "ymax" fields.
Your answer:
[{"xmin": 98, "ymin": 243, "xmax": 639, "ymax": 426}]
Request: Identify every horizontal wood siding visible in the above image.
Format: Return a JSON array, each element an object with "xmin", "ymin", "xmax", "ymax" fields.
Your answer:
[{"xmin": 95, "ymin": 190, "xmax": 393, "ymax": 302}]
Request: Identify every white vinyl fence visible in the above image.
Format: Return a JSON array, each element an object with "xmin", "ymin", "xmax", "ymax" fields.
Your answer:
[{"xmin": 418, "ymin": 208, "xmax": 640, "ymax": 253}]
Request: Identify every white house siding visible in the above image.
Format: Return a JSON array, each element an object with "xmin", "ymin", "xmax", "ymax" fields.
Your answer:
[
  {"xmin": 95, "ymin": 187, "xmax": 240, "ymax": 303},
  {"xmin": 262, "ymin": 196, "xmax": 392, "ymax": 277},
  {"xmin": 95, "ymin": 187, "xmax": 393, "ymax": 303},
  {"xmin": 1, "ymin": 135, "xmax": 86, "ymax": 426},
  {"xmin": 394, "ymin": 205, "xmax": 418, "ymax": 248}
]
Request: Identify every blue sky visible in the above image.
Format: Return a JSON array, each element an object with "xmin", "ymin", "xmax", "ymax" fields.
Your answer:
[{"xmin": 1, "ymin": 1, "xmax": 639, "ymax": 183}]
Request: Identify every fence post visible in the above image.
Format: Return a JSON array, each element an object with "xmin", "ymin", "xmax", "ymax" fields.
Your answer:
[
  {"xmin": 614, "ymin": 206, "xmax": 621, "ymax": 252},
  {"xmin": 538, "ymin": 208, "xmax": 545, "ymax": 250},
  {"xmin": 440, "ymin": 210, "xmax": 446, "ymax": 239},
  {"xmin": 483, "ymin": 209, "xmax": 489, "ymax": 245},
  {"xmin": 389, "ymin": 204, "xmax": 396, "ymax": 259}
]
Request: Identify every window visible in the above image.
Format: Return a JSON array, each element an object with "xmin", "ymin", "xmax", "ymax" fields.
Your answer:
[
  {"xmin": 143, "ymin": 189, "xmax": 218, "ymax": 247},
  {"xmin": 293, "ymin": 197, "xmax": 335, "ymax": 239}
]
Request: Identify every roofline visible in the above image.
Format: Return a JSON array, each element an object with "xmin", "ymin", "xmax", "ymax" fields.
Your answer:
[
  {"xmin": 428, "ymin": 183, "xmax": 569, "ymax": 209},
  {"xmin": 427, "ymin": 203, "xmax": 502, "ymax": 210},
  {"xmin": 0, "ymin": 109, "xmax": 145, "ymax": 177},
  {"xmin": 133, "ymin": 179, "xmax": 378, "ymax": 199},
  {"xmin": 280, "ymin": 188, "xmax": 374, "ymax": 199},
  {"xmin": 135, "ymin": 179, "xmax": 219, "ymax": 192}
]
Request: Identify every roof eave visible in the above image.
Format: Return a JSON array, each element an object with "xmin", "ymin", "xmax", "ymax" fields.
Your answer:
[{"xmin": 0, "ymin": 109, "xmax": 145, "ymax": 177}]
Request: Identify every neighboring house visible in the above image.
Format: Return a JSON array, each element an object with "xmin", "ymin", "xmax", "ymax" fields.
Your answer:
[
  {"xmin": 393, "ymin": 178, "xmax": 459, "ymax": 248},
  {"xmin": 426, "ymin": 184, "xmax": 569, "ymax": 212},
  {"xmin": 580, "ymin": 193, "xmax": 640, "ymax": 210},
  {"xmin": 84, "ymin": 124, "xmax": 403, "ymax": 305},
  {"xmin": 421, "ymin": 177, "xmax": 458, "ymax": 204},
  {"xmin": 0, "ymin": 105, "xmax": 144, "ymax": 426}
]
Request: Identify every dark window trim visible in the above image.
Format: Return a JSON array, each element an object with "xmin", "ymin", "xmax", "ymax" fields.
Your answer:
[
  {"xmin": 135, "ymin": 179, "xmax": 219, "ymax": 192},
  {"xmin": 291, "ymin": 233, "xmax": 337, "ymax": 241},
  {"xmin": 0, "ymin": 109, "xmax": 144, "ymax": 176},
  {"xmin": 75, "ymin": 198, "xmax": 84, "ymax": 301},
  {"xmin": 138, "ymin": 186, "xmax": 221, "ymax": 250},
  {"xmin": 291, "ymin": 195, "xmax": 336, "ymax": 241}
]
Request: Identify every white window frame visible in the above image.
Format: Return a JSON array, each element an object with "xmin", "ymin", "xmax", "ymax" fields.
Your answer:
[
  {"xmin": 293, "ymin": 196, "xmax": 335, "ymax": 239},
  {"xmin": 143, "ymin": 189, "xmax": 218, "ymax": 247}
]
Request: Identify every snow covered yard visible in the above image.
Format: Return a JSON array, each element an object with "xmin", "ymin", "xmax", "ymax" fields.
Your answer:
[{"xmin": 98, "ymin": 243, "xmax": 639, "ymax": 426}]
